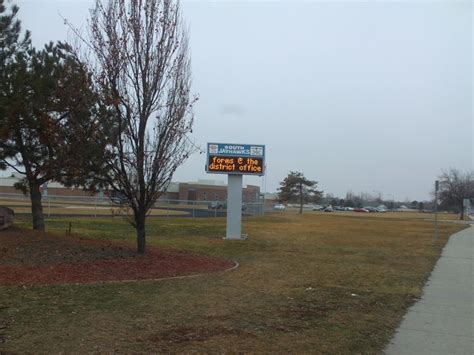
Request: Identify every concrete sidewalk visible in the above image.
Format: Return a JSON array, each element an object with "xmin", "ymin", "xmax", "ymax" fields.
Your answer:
[{"xmin": 385, "ymin": 225, "xmax": 473, "ymax": 355}]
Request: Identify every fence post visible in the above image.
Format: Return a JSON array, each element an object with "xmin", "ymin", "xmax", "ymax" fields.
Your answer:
[{"xmin": 48, "ymin": 196, "xmax": 51, "ymax": 217}]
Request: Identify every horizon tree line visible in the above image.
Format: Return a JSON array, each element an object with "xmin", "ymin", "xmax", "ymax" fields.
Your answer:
[{"xmin": 277, "ymin": 168, "xmax": 473, "ymax": 219}]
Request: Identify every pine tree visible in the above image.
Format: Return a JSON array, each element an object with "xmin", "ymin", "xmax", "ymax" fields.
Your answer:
[
  {"xmin": 278, "ymin": 171, "xmax": 323, "ymax": 214},
  {"xmin": 0, "ymin": 2, "xmax": 105, "ymax": 231},
  {"xmin": 0, "ymin": 0, "xmax": 30, "ymax": 68}
]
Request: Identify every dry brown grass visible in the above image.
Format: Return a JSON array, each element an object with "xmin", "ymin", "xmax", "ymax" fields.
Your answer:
[{"xmin": 0, "ymin": 212, "xmax": 467, "ymax": 353}]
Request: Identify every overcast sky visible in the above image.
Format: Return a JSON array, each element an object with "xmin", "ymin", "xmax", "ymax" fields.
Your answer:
[{"xmin": 13, "ymin": 0, "xmax": 473, "ymax": 201}]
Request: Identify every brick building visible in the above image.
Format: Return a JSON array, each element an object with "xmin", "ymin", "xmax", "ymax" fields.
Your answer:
[
  {"xmin": 0, "ymin": 175, "xmax": 261, "ymax": 203},
  {"xmin": 173, "ymin": 180, "xmax": 260, "ymax": 203}
]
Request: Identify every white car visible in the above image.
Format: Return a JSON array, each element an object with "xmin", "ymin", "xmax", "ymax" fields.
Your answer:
[
  {"xmin": 324, "ymin": 206, "xmax": 334, "ymax": 212},
  {"xmin": 273, "ymin": 204, "xmax": 286, "ymax": 211}
]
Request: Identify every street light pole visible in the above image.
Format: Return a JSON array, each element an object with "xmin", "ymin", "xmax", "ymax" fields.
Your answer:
[{"xmin": 433, "ymin": 180, "xmax": 439, "ymax": 246}]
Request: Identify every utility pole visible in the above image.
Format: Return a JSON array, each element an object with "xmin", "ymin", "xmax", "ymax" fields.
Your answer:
[{"xmin": 433, "ymin": 180, "xmax": 439, "ymax": 246}]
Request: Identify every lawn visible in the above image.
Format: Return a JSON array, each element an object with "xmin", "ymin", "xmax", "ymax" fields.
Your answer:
[{"xmin": 0, "ymin": 212, "xmax": 467, "ymax": 353}]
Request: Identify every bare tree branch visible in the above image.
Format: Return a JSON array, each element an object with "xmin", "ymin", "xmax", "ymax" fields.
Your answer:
[{"xmin": 71, "ymin": 0, "xmax": 197, "ymax": 254}]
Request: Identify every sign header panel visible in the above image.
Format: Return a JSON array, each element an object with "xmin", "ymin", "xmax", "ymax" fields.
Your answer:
[
  {"xmin": 207, "ymin": 143, "xmax": 264, "ymax": 157},
  {"xmin": 206, "ymin": 143, "xmax": 265, "ymax": 175}
]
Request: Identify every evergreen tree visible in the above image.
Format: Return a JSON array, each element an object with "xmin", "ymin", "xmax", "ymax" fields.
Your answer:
[
  {"xmin": 0, "ymin": 0, "xmax": 30, "ymax": 69},
  {"xmin": 278, "ymin": 171, "xmax": 322, "ymax": 214},
  {"xmin": 0, "ymin": 2, "xmax": 105, "ymax": 230}
]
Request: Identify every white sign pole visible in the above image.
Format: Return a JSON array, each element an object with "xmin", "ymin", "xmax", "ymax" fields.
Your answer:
[{"xmin": 226, "ymin": 174, "xmax": 244, "ymax": 240}]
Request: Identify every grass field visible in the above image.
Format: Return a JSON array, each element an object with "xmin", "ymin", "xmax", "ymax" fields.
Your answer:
[{"xmin": 0, "ymin": 212, "xmax": 467, "ymax": 353}]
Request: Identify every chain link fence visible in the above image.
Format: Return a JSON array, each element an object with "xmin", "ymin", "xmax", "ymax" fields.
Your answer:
[{"xmin": 0, "ymin": 192, "xmax": 266, "ymax": 218}]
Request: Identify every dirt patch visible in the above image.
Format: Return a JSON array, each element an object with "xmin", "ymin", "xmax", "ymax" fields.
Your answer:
[{"xmin": 0, "ymin": 227, "xmax": 235, "ymax": 286}]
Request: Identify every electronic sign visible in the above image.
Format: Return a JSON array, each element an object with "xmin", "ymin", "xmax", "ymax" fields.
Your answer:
[{"xmin": 206, "ymin": 143, "xmax": 265, "ymax": 176}]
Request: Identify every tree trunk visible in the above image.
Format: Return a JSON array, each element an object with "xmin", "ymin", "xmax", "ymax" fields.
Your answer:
[
  {"xmin": 135, "ymin": 212, "xmax": 146, "ymax": 255},
  {"xmin": 29, "ymin": 182, "xmax": 45, "ymax": 231},
  {"xmin": 299, "ymin": 183, "xmax": 303, "ymax": 214},
  {"xmin": 460, "ymin": 207, "xmax": 464, "ymax": 220}
]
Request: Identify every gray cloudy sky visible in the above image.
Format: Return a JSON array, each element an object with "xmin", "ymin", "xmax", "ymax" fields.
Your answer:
[{"xmin": 15, "ymin": 0, "xmax": 473, "ymax": 201}]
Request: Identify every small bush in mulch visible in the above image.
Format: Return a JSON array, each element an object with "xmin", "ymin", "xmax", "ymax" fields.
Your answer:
[{"xmin": 0, "ymin": 227, "xmax": 235, "ymax": 286}]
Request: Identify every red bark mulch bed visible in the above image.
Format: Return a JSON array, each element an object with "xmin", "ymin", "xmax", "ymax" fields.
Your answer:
[{"xmin": 0, "ymin": 227, "xmax": 235, "ymax": 286}]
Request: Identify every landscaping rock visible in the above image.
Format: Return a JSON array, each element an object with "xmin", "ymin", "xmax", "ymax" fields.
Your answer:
[{"xmin": 0, "ymin": 206, "xmax": 14, "ymax": 230}]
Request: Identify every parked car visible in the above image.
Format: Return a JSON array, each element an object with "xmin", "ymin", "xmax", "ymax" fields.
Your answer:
[
  {"xmin": 208, "ymin": 201, "xmax": 247, "ymax": 211},
  {"xmin": 354, "ymin": 208, "xmax": 370, "ymax": 213},
  {"xmin": 273, "ymin": 204, "xmax": 286, "ymax": 211},
  {"xmin": 208, "ymin": 201, "xmax": 226, "ymax": 210},
  {"xmin": 324, "ymin": 205, "xmax": 334, "ymax": 212},
  {"xmin": 344, "ymin": 207, "xmax": 354, "ymax": 211},
  {"xmin": 312, "ymin": 204, "xmax": 324, "ymax": 211},
  {"xmin": 109, "ymin": 190, "xmax": 127, "ymax": 205},
  {"xmin": 364, "ymin": 206, "xmax": 379, "ymax": 213}
]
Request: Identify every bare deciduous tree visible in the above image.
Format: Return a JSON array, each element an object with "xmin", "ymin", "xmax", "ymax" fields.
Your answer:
[
  {"xmin": 76, "ymin": 0, "xmax": 197, "ymax": 254},
  {"xmin": 438, "ymin": 169, "xmax": 473, "ymax": 220}
]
